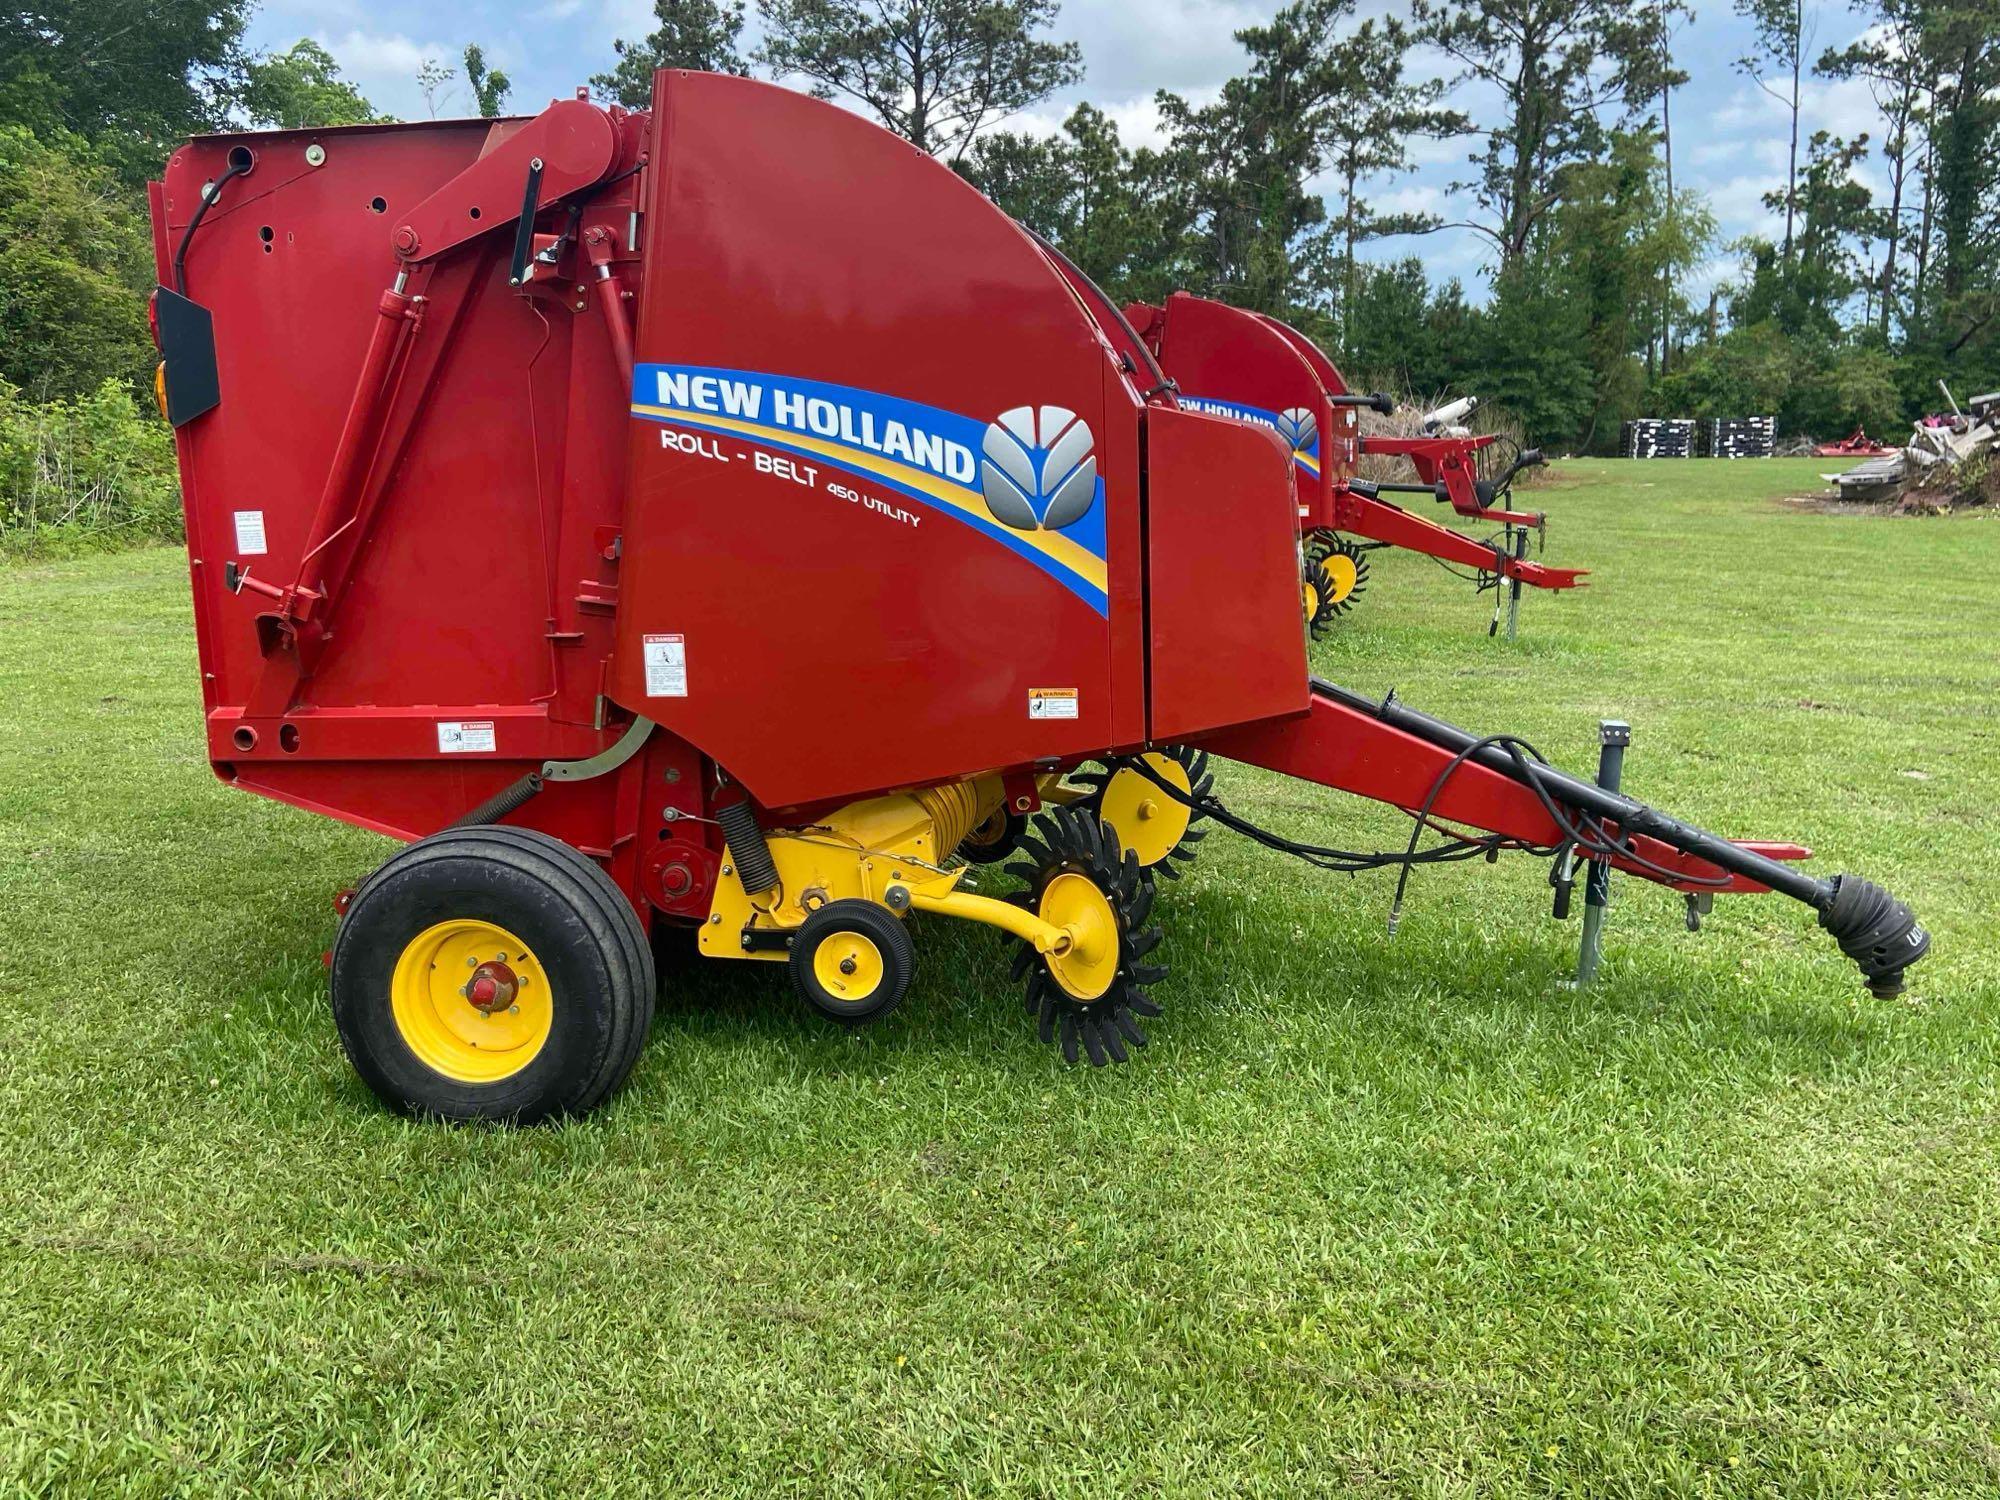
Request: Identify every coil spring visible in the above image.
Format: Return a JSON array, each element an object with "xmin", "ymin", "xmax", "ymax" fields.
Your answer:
[
  {"xmin": 715, "ymin": 800, "xmax": 781, "ymax": 895},
  {"xmin": 913, "ymin": 777, "xmax": 1004, "ymax": 861}
]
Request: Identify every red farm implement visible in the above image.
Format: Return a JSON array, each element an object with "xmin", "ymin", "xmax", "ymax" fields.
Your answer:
[
  {"xmin": 145, "ymin": 74, "xmax": 1927, "ymax": 1120},
  {"xmin": 1127, "ymin": 291, "xmax": 1585, "ymax": 638}
]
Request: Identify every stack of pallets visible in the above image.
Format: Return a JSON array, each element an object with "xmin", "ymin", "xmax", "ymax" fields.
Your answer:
[
  {"xmin": 1622, "ymin": 419, "xmax": 1695, "ymax": 458},
  {"xmin": 1704, "ymin": 416, "xmax": 1775, "ymax": 458}
]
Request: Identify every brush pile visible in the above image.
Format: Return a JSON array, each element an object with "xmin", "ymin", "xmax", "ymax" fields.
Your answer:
[{"xmin": 1832, "ymin": 390, "xmax": 1996, "ymax": 509}]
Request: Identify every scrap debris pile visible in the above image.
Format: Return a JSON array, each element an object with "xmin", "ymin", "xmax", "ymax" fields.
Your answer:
[{"xmin": 1831, "ymin": 386, "xmax": 1997, "ymax": 508}]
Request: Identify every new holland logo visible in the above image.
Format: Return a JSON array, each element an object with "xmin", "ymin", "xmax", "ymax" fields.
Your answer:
[
  {"xmin": 979, "ymin": 406, "xmax": 1097, "ymax": 532},
  {"xmin": 1277, "ymin": 406, "xmax": 1318, "ymax": 452}
]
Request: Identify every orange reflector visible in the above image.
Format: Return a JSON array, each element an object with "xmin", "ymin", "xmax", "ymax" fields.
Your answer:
[{"xmin": 154, "ymin": 362, "xmax": 169, "ymax": 421}]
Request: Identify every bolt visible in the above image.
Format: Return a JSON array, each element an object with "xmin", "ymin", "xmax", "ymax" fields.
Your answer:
[
  {"xmin": 664, "ymin": 768, "xmax": 682, "ymax": 784},
  {"xmin": 467, "ymin": 956, "xmax": 479, "ymax": 967},
  {"xmin": 509, "ymin": 1004, "xmax": 519, "ymax": 1015},
  {"xmin": 722, "ymin": 864, "xmax": 734, "ymax": 877},
  {"xmin": 709, "ymin": 914, "xmax": 721, "ymax": 925},
  {"xmin": 839, "ymin": 956, "xmax": 857, "ymax": 976}
]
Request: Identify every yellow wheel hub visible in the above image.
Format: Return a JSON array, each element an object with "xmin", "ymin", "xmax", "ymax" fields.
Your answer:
[
  {"xmin": 1098, "ymin": 752, "xmax": 1195, "ymax": 869},
  {"xmin": 1321, "ymin": 551, "xmax": 1359, "ymax": 604},
  {"xmin": 1039, "ymin": 872, "xmax": 1119, "ymax": 1001},
  {"xmin": 1302, "ymin": 577, "xmax": 1322, "ymax": 623},
  {"xmin": 390, "ymin": 918, "xmax": 553, "ymax": 1084},
  {"xmin": 812, "ymin": 931, "xmax": 885, "ymax": 1002}
]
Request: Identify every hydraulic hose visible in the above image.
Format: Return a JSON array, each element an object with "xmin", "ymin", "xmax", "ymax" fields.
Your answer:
[{"xmin": 1308, "ymin": 677, "xmax": 1932, "ymax": 996}]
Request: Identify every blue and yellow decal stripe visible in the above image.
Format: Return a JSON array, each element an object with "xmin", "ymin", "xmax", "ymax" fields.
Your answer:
[
  {"xmin": 1177, "ymin": 392, "xmax": 1320, "ymax": 478},
  {"xmin": 630, "ymin": 364, "xmax": 1109, "ymax": 616}
]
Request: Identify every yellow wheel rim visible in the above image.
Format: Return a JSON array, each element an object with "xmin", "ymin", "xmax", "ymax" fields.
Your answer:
[
  {"xmin": 1321, "ymin": 552, "xmax": 1359, "ymax": 604},
  {"xmin": 1098, "ymin": 752, "xmax": 1194, "ymax": 869},
  {"xmin": 812, "ymin": 931, "xmax": 885, "ymax": 1003},
  {"xmin": 1302, "ymin": 577, "xmax": 1321, "ymax": 624},
  {"xmin": 390, "ymin": 918, "xmax": 554, "ymax": 1084},
  {"xmin": 1040, "ymin": 872, "xmax": 1119, "ymax": 1001}
]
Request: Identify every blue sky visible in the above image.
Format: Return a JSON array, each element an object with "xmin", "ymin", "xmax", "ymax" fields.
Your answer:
[{"xmin": 246, "ymin": 0, "xmax": 1893, "ymax": 302}]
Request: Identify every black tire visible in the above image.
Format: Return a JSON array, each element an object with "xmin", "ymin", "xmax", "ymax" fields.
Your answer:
[
  {"xmin": 958, "ymin": 806, "xmax": 1026, "ymax": 865},
  {"xmin": 331, "ymin": 826, "xmax": 656, "ymax": 1123},
  {"xmin": 788, "ymin": 899, "xmax": 915, "ymax": 1027}
]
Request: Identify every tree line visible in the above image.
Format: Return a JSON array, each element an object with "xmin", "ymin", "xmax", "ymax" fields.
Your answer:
[{"xmin": 1, "ymin": 0, "xmax": 1994, "ymax": 484}]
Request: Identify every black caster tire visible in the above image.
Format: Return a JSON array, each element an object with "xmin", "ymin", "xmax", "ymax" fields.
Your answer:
[{"xmin": 788, "ymin": 899, "xmax": 915, "ymax": 1027}]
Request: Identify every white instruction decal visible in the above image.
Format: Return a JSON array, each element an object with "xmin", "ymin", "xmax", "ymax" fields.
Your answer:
[
  {"xmin": 1028, "ymin": 688, "xmax": 1079, "ymax": 721},
  {"xmin": 643, "ymin": 633, "xmax": 688, "ymax": 697},
  {"xmin": 437, "ymin": 720, "xmax": 496, "ymax": 754},
  {"xmin": 233, "ymin": 510, "xmax": 268, "ymax": 555}
]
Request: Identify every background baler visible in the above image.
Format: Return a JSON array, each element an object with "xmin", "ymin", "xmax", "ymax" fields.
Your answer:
[
  {"xmin": 147, "ymin": 72, "xmax": 1928, "ymax": 1120},
  {"xmin": 1129, "ymin": 291, "xmax": 1587, "ymax": 637}
]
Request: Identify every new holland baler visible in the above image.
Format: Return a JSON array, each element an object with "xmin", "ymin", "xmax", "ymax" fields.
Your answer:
[
  {"xmin": 1128, "ymin": 292, "xmax": 1586, "ymax": 636},
  {"xmin": 147, "ymin": 73, "xmax": 1927, "ymax": 1121}
]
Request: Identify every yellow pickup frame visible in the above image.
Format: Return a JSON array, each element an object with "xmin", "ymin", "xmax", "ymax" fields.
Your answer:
[{"xmin": 698, "ymin": 778, "xmax": 1076, "ymax": 962}]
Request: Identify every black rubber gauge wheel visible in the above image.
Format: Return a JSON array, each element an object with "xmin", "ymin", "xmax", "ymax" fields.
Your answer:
[{"xmin": 788, "ymin": 899, "xmax": 916, "ymax": 1027}]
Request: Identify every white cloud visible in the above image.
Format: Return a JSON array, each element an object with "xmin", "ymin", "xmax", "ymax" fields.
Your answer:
[{"xmin": 313, "ymin": 29, "xmax": 470, "ymax": 119}]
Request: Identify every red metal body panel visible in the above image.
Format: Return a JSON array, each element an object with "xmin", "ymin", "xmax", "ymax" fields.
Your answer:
[
  {"xmin": 1131, "ymin": 292, "xmax": 1346, "ymax": 523},
  {"xmin": 151, "ymin": 117, "xmax": 640, "ymax": 841},
  {"xmin": 1251, "ymin": 312, "xmax": 1361, "ymax": 478},
  {"xmin": 1132, "ymin": 293, "xmax": 1582, "ymax": 588},
  {"xmin": 607, "ymin": 74, "xmax": 1145, "ymax": 811},
  {"xmin": 1145, "ymin": 407, "xmax": 1307, "ymax": 741},
  {"xmin": 145, "ymin": 76, "xmax": 1808, "ymax": 946}
]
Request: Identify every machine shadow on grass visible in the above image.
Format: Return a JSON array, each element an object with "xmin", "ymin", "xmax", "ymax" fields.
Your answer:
[{"xmin": 623, "ymin": 871, "xmax": 1886, "ymax": 1095}]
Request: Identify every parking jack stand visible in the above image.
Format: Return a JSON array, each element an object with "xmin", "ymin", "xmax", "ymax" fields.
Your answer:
[
  {"xmin": 1504, "ymin": 525, "xmax": 1529, "ymax": 641},
  {"xmin": 1575, "ymin": 719, "xmax": 1631, "ymax": 985}
]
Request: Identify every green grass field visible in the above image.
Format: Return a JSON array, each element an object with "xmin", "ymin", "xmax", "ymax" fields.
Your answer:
[{"xmin": 2, "ymin": 458, "xmax": 1996, "ymax": 1495}]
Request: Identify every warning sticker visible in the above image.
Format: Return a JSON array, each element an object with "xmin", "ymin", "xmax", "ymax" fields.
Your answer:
[
  {"xmin": 233, "ymin": 510, "xmax": 268, "ymax": 555},
  {"xmin": 643, "ymin": 633, "xmax": 688, "ymax": 697},
  {"xmin": 1028, "ymin": 688, "xmax": 1079, "ymax": 721},
  {"xmin": 437, "ymin": 720, "xmax": 496, "ymax": 754}
]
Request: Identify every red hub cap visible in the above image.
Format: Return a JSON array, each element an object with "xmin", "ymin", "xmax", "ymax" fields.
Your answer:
[{"xmin": 465, "ymin": 961, "xmax": 520, "ymax": 1014}]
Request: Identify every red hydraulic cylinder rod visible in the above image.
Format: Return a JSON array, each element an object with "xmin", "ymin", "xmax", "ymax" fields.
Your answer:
[
  {"xmin": 596, "ymin": 266, "xmax": 635, "ymax": 384},
  {"xmin": 285, "ymin": 281, "xmax": 418, "ymax": 609}
]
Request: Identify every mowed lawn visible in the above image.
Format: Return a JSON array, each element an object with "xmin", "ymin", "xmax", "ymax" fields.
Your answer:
[{"xmin": 1, "ymin": 458, "xmax": 1996, "ymax": 1495}]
